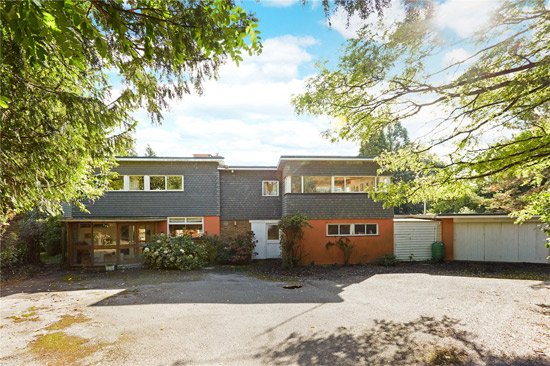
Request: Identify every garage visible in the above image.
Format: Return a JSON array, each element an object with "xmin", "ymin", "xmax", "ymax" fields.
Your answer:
[
  {"xmin": 394, "ymin": 218, "xmax": 441, "ymax": 261},
  {"xmin": 451, "ymin": 216, "xmax": 549, "ymax": 263}
]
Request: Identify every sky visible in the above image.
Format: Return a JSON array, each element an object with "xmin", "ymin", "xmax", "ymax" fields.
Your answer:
[{"xmin": 130, "ymin": 0, "xmax": 503, "ymax": 166}]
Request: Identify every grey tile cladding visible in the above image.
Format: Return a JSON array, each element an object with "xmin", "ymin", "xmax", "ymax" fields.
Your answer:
[
  {"xmin": 283, "ymin": 194, "xmax": 393, "ymax": 219},
  {"xmin": 220, "ymin": 170, "xmax": 281, "ymax": 220},
  {"xmin": 72, "ymin": 162, "xmax": 219, "ymax": 218},
  {"xmin": 281, "ymin": 160, "xmax": 389, "ymax": 177}
]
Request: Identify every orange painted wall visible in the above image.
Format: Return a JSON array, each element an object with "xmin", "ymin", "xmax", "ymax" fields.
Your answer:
[
  {"xmin": 439, "ymin": 218, "xmax": 454, "ymax": 261},
  {"xmin": 204, "ymin": 216, "xmax": 220, "ymax": 236},
  {"xmin": 157, "ymin": 220, "xmax": 168, "ymax": 235},
  {"xmin": 299, "ymin": 219, "xmax": 394, "ymax": 265}
]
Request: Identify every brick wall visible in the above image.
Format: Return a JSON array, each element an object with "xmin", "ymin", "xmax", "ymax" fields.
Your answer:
[{"xmin": 220, "ymin": 220, "xmax": 251, "ymax": 240}]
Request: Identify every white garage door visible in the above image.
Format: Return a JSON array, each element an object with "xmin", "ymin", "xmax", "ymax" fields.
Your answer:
[
  {"xmin": 454, "ymin": 221, "xmax": 549, "ymax": 263},
  {"xmin": 394, "ymin": 219, "xmax": 441, "ymax": 261}
]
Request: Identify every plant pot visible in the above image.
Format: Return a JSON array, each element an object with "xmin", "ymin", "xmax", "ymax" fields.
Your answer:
[{"xmin": 105, "ymin": 264, "xmax": 115, "ymax": 272}]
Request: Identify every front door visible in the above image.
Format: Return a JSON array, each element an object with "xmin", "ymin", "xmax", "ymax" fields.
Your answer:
[{"xmin": 250, "ymin": 221, "xmax": 281, "ymax": 259}]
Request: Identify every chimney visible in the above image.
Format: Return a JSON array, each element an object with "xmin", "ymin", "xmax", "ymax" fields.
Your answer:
[{"xmin": 193, "ymin": 154, "xmax": 213, "ymax": 157}]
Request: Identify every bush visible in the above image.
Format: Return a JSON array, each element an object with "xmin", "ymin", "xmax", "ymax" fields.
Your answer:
[
  {"xmin": 376, "ymin": 254, "xmax": 397, "ymax": 267},
  {"xmin": 43, "ymin": 215, "xmax": 63, "ymax": 256},
  {"xmin": 279, "ymin": 213, "xmax": 312, "ymax": 268},
  {"xmin": 143, "ymin": 234, "xmax": 209, "ymax": 270},
  {"xmin": 192, "ymin": 233, "xmax": 221, "ymax": 264},
  {"xmin": 216, "ymin": 231, "xmax": 257, "ymax": 265},
  {"xmin": 0, "ymin": 245, "xmax": 26, "ymax": 275}
]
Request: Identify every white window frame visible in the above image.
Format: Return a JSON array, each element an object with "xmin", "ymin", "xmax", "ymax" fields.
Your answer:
[
  {"xmin": 108, "ymin": 175, "xmax": 184, "ymax": 191},
  {"xmin": 168, "ymin": 217, "xmax": 204, "ymax": 236},
  {"xmin": 326, "ymin": 223, "xmax": 379, "ymax": 236},
  {"xmin": 166, "ymin": 175, "xmax": 185, "ymax": 191},
  {"xmin": 285, "ymin": 176, "xmax": 382, "ymax": 194},
  {"xmin": 128, "ymin": 175, "xmax": 146, "ymax": 191},
  {"xmin": 262, "ymin": 180, "xmax": 279, "ymax": 196}
]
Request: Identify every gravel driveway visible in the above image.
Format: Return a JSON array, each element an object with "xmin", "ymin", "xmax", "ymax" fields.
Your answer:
[{"xmin": 1, "ymin": 264, "xmax": 549, "ymax": 366}]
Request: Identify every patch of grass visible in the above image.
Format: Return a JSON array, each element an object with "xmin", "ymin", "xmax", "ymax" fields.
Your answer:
[
  {"xmin": 45, "ymin": 314, "xmax": 91, "ymax": 331},
  {"xmin": 426, "ymin": 346, "xmax": 467, "ymax": 365},
  {"xmin": 29, "ymin": 331, "xmax": 105, "ymax": 366},
  {"xmin": 10, "ymin": 306, "xmax": 44, "ymax": 322}
]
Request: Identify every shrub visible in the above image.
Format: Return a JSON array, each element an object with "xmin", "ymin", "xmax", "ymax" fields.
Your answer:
[
  {"xmin": 43, "ymin": 215, "xmax": 63, "ymax": 256},
  {"xmin": 0, "ymin": 245, "xmax": 26, "ymax": 276},
  {"xmin": 143, "ymin": 234, "xmax": 209, "ymax": 270},
  {"xmin": 326, "ymin": 237, "xmax": 355, "ymax": 265},
  {"xmin": 216, "ymin": 231, "xmax": 257, "ymax": 265},
  {"xmin": 376, "ymin": 254, "xmax": 397, "ymax": 267},
  {"xmin": 279, "ymin": 213, "xmax": 312, "ymax": 269},
  {"xmin": 193, "ymin": 233, "xmax": 221, "ymax": 264}
]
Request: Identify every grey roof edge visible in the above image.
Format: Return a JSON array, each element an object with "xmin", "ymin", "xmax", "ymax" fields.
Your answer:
[
  {"xmin": 219, "ymin": 166, "xmax": 277, "ymax": 171},
  {"xmin": 62, "ymin": 217, "xmax": 166, "ymax": 222},
  {"xmin": 117, "ymin": 156, "xmax": 225, "ymax": 164}
]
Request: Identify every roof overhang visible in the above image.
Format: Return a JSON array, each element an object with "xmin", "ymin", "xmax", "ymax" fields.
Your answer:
[
  {"xmin": 218, "ymin": 166, "xmax": 278, "ymax": 171},
  {"xmin": 116, "ymin": 157, "xmax": 225, "ymax": 164},
  {"xmin": 62, "ymin": 217, "xmax": 166, "ymax": 222},
  {"xmin": 277, "ymin": 156, "xmax": 376, "ymax": 170}
]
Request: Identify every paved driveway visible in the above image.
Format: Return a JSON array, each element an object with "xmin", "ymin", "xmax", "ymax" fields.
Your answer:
[{"xmin": 1, "ymin": 268, "xmax": 549, "ymax": 365}]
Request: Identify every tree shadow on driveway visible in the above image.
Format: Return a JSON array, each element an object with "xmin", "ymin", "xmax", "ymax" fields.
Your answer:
[{"xmin": 252, "ymin": 315, "xmax": 548, "ymax": 366}]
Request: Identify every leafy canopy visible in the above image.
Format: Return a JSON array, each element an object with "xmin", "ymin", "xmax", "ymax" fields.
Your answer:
[
  {"xmin": 0, "ymin": 0, "xmax": 261, "ymax": 223},
  {"xmin": 293, "ymin": 0, "xmax": 549, "ymax": 224}
]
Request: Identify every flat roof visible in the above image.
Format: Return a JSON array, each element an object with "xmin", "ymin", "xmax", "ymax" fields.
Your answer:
[
  {"xmin": 219, "ymin": 166, "xmax": 278, "ymax": 171},
  {"xmin": 116, "ymin": 156, "xmax": 225, "ymax": 164},
  {"xmin": 278, "ymin": 155, "xmax": 376, "ymax": 169}
]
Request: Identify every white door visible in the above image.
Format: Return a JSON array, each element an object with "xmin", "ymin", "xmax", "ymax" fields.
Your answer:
[
  {"xmin": 454, "ymin": 221, "xmax": 549, "ymax": 263},
  {"xmin": 250, "ymin": 220, "xmax": 281, "ymax": 259}
]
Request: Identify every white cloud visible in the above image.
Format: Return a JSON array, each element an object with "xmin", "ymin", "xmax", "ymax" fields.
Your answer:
[
  {"xmin": 133, "ymin": 34, "xmax": 359, "ymax": 165},
  {"xmin": 136, "ymin": 116, "xmax": 358, "ymax": 165},
  {"xmin": 442, "ymin": 48, "xmax": 473, "ymax": 67},
  {"xmin": 327, "ymin": 1, "xmax": 406, "ymax": 39},
  {"xmin": 433, "ymin": 0, "xmax": 500, "ymax": 38},
  {"xmin": 261, "ymin": 0, "xmax": 301, "ymax": 8}
]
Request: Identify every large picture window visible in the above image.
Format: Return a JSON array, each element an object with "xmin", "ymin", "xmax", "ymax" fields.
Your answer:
[
  {"xmin": 327, "ymin": 223, "xmax": 378, "ymax": 236},
  {"xmin": 284, "ymin": 175, "xmax": 387, "ymax": 193},
  {"xmin": 129, "ymin": 176, "xmax": 145, "ymax": 190}
]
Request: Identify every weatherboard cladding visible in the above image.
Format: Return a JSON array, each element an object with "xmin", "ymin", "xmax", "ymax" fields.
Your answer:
[
  {"xmin": 220, "ymin": 170, "xmax": 282, "ymax": 220},
  {"xmin": 282, "ymin": 194, "xmax": 393, "ymax": 219},
  {"xmin": 72, "ymin": 161, "xmax": 220, "ymax": 218},
  {"xmin": 280, "ymin": 160, "xmax": 389, "ymax": 177}
]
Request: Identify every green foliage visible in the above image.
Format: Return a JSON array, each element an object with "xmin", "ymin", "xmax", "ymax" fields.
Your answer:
[
  {"xmin": 326, "ymin": 237, "xmax": 355, "ymax": 265},
  {"xmin": 216, "ymin": 231, "xmax": 257, "ymax": 265},
  {"xmin": 293, "ymin": 0, "xmax": 550, "ymax": 230},
  {"xmin": 279, "ymin": 213, "xmax": 312, "ymax": 268},
  {"xmin": 143, "ymin": 234, "xmax": 209, "ymax": 270},
  {"xmin": 0, "ymin": 245, "xmax": 26, "ymax": 276},
  {"xmin": 144, "ymin": 144, "xmax": 156, "ymax": 157},
  {"xmin": 0, "ymin": 0, "xmax": 261, "ymax": 224},
  {"xmin": 359, "ymin": 121, "xmax": 410, "ymax": 156},
  {"xmin": 193, "ymin": 233, "xmax": 222, "ymax": 264},
  {"xmin": 43, "ymin": 215, "xmax": 63, "ymax": 256},
  {"xmin": 375, "ymin": 254, "xmax": 397, "ymax": 267}
]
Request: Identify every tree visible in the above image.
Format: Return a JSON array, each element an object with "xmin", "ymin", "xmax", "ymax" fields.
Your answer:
[
  {"xmin": 293, "ymin": 0, "xmax": 550, "ymax": 231},
  {"xmin": 0, "ymin": 0, "xmax": 261, "ymax": 224},
  {"xmin": 144, "ymin": 144, "xmax": 157, "ymax": 157},
  {"xmin": 359, "ymin": 121, "xmax": 410, "ymax": 156}
]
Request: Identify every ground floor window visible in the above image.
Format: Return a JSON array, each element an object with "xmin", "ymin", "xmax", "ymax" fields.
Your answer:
[
  {"xmin": 327, "ymin": 223, "xmax": 378, "ymax": 236},
  {"xmin": 168, "ymin": 217, "xmax": 204, "ymax": 237},
  {"xmin": 69, "ymin": 222, "xmax": 155, "ymax": 266}
]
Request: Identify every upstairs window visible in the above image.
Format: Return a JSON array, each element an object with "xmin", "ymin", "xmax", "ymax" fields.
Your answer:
[
  {"xmin": 109, "ymin": 176, "xmax": 124, "ymax": 191},
  {"xmin": 167, "ymin": 176, "xmax": 183, "ymax": 190},
  {"xmin": 262, "ymin": 181, "xmax": 279, "ymax": 196},
  {"xmin": 129, "ymin": 176, "xmax": 144, "ymax": 190},
  {"xmin": 108, "ymin": 175, "xmax": 184, "ymax": 191},
  {"xmin": 284, "ymin": 176, "xmax": 386, "ymax": 193}
]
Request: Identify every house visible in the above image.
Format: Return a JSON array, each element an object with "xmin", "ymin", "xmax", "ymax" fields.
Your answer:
[{"xmin": 63, "ymin": 155, "xmax": 394, "ymax": 266}]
